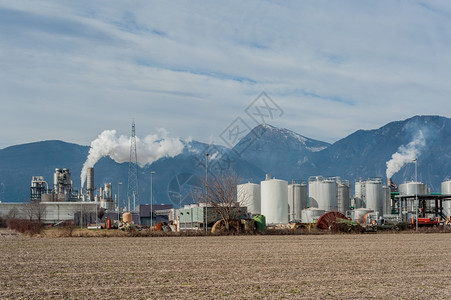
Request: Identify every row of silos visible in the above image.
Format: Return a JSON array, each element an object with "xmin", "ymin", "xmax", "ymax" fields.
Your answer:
[
  {"xmin": 238, "ymin": 175, "xmax": 352, "ymax": 224},
  {"xmin": 238, "ymin": 176, "xmax": 448, "ymax": 224},
  {"xmin": 237, "ymin": 177, "xmax": 309, "ymax": 224}
]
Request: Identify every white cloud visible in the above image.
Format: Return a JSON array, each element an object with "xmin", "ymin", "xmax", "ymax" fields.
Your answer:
[{"xmin": 0, "ymin": 0, "xmax": 450, "ymax": 148}]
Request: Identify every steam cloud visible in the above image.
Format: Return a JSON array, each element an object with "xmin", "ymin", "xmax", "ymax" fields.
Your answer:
[
  {"xmin": 386, "ymin": 130, "xmax": 425, "ymax": 179},
  {"xmin": 80, "ymin": 129, "xmax": 184, "ymax": 188}
]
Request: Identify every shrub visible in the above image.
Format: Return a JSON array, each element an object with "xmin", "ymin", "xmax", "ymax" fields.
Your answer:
[
  {"xmin": 59, "ymin": 221, "xmax": 76, "ymax": 237},
  {"xmin": 0, "ymin": 216, "xmax": 6, "ymax": 228},
  {"xmin": 7, "ymin": 219, "xmax": 43, "ymax": 236}
]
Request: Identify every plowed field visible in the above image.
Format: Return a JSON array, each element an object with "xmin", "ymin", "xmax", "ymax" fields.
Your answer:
[{"xmin": 1, "ymin": 230, "xmax": 450, "ymax": 299}]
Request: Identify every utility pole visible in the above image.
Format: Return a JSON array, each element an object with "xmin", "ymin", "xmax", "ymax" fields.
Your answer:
[
  {"xmin": 150, "ymin": 171, "xmax": 156, "ymax": 229},
  {"xmin": 117, "ymin": 182, "xmax": 122, "ymax": 228},
  {"xmin": 127, "ymin": 120, "xmax": 139, "ymax": 212},
  {"xmin": 205, "ymin": 153, "xmax": 209, "ymax": 233},
  {"xmin": 414, "ymin": 158, "xmax": 418, "ymax": 231}
]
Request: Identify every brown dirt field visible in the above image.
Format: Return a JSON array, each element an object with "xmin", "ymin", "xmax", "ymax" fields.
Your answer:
[{"xmin": 1, "ymin": 229, "xmax": 450, "ymax": 299}]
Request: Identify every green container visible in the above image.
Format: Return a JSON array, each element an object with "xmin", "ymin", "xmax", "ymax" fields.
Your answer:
[{"xmin": 253, "ymin": 215, "xmax": 266, "ymax": 233}]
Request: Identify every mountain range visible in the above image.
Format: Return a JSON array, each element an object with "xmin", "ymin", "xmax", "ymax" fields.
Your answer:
[{"xmin": 0, "ymin": 115, "xmax": 449, "ymax": 207}]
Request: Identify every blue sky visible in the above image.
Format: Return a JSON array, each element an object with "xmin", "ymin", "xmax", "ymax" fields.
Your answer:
[{"xmin": 0, "ymin": 1, "xmax": 450, "ymax": 149}]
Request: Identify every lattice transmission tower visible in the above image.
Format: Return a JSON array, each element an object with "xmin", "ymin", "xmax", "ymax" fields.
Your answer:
[{"xmin": 127, "ymin": 120, "xmax": 139, "ymax": 212}]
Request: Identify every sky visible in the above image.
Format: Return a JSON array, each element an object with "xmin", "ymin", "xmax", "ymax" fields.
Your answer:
[{"xmin": 0, "ymin": 0, "xmax": 450, "ymax": 149}]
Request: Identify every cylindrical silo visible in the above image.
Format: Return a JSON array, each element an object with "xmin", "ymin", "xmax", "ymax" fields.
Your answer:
[
  {"xmin": 309, "ymin": 177, "xmax": 337, "ymax": 211},
  {"xmin": 354, "ymin": 179, "xmax": 366, "ymax": 208},
  {"xmin": 261, "ymin": 178, "xmax": 288, "ymax": 224},
  {"xmin": 237, "ymin": 183, "xmax": 261, "ymax": 215},
  {"xmin": 442, "ymin": 180, "xmax": 451, "ymax": 217},
  {"xmin": 398, "ymin": 182, "xmax": 428, "ymax": 195},
  {"xmin": 399, "ymin": 181, "xmax": 429, "ymax": 212},
  {"xmin": 365, "ymin": 180, "xmax": 384, "ymax": 215},
  {"xmin": 288, "ymin": 183, "xmax": 307, "ymax": 221},
  {"xmin": 337, "ymin": 180, "xmax": 351, "ymax": 214}
]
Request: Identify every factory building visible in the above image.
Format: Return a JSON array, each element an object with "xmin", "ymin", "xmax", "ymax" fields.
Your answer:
[
  {"xmin": 1, "ymin": 167, "xmax": 118, "ymax": 226},
  {"xmin": 172, "ymin": 203, "xmax": 247, "ymax": 231}
]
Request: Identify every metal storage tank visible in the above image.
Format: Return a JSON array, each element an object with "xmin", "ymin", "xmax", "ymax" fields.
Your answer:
[
  {"xmin": 308, "ymin": 176, "xmax": 338, "ymax": 211},
  {"xmin": 351, "ymin": 208, "xmax": 374, "ymax": 223},
  {"xmin": 398, "ymin": 181, "xmax": 428, "ymax": 195},
  {"xmin": 301, "ymin": 208, "xmax": 325, "ymax": 223},
  {"xmin": 354, "ymin": 179, "xmax": 366, "ymax": 208},
  {"xmin": 442, "ymin": 180, "xmax": 451, "ymax": 217},
  {"xmin": 261, "ymin": 178, "xmax": 288, "ymax": 224},
  {"xmin": 123, "ymin": 212, "xmax": 132, "ymax": 224},
  {"xmin": 399, "ymin": 181, "xmax": 429, "ymax": 212},
  {"xmin": 337, "ymin": 180, "xmax": 351, "ymax": 214},
  {"xmin": 365, "ymin": 179, "xmax": 384, "ymax": 215},
  {"xmin": 237, "ymin": 183, "xmax": 261, "ymax": 215},
  {"xmin": 288, "ymin": 183, "xmax": 307, "ymax": 221}
]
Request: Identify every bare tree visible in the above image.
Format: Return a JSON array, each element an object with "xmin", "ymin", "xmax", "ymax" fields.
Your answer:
[
  {"xmin": 7, "ymin": 207, "xmax": 19, "ymax": 220},
  {"xmin": 23, "ymin": 202, "xmax": 35, "ymax": 221},
  {"xmin": 23, "ymin": 202, "xmax": 46, "ymax": 222},
  {"xmin": 34, "ymin": 202, "xmax": 46, "ymax": 223},
  {"xmin": 196, "ymin": 171, "xmax": 244, "ymax": 232}
]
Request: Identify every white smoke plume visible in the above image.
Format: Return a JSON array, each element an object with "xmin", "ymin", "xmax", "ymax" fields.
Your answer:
[
  {"xmin": 386, "ymin": 130, "xmax": 425, "ymax": 179},
  {"xmin": 80, "ymin": 129, "xmax": 184, "ymax": 188}
]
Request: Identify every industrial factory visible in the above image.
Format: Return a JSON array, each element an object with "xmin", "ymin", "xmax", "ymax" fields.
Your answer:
[
  {"xmin": 0, "ymin": 167, "xmax": 173, "ymax": 228},
  {"xmin": 1, "ymin": 165, "xmax": 450, "ymax": 232}
]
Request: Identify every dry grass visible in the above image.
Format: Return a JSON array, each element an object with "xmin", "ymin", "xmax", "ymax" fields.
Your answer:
[{"xmin": 1, "ymin": 228, "xmax": 450, "ymax": 299}]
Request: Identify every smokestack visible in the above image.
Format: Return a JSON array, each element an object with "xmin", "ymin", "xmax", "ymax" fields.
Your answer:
[
  {"xmin": 265, "ymin": 174, "xmax": 271, "ymax": 181},
  {"xmin": 87, "ymin": 167, "xmax": 94, "ymax": 201},
  {"xmin": 387, "ymin": 177, "xmax": 391, "ymax": 188}
]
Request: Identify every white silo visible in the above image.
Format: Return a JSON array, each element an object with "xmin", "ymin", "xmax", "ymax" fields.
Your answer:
[
  {"xmin": 365, "ymin": 179, "xmax": 384, "ymax": 215},
  {"xmin": 354, "ymin": 179, "xmax": 366, "ymax": 208},
  {"xmin": 237, "ymin": 183, "xmax": 261, "ymax": 215},
  {"xmin": 288, "ymin": 183, "xmax": 307, "ymax": 221},
  {"xmin": 441, "ymin": 180, "xmax": 451, "ymax": 217},
  {"xmin": 261, "ymin": 178, "xmax": 288, "ymax": 224},
  {"xmin": 337, "ymin": 180, "xmax": 351, "ymax": 214},
  {"xmin": 308, "ymin": 176, "xmax": 338, "ymax": 211}
]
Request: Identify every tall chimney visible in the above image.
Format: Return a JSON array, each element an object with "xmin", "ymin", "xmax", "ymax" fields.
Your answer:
[{"xmin": 87, "ymin": 167, "xmax": 94, "ymax": 201}]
